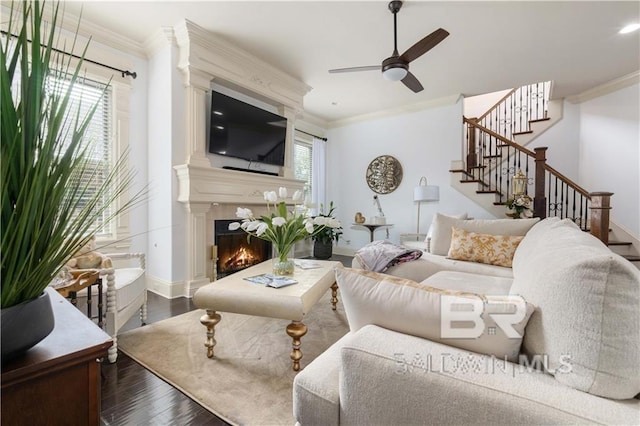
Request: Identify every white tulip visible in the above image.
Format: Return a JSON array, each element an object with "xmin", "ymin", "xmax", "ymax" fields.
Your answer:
[
  {"xmin": 256, "ymin": 222, "xmax": 268, "ymax": 236},
  {"xmin": 305, "ymin": 221, "xmax": 315, "ymax": 233},
  {"xmin": 278, "ymin": 187, "xmax": 288, "ymax": 199},
  {"xmin": 246, "ymin": 221, "xmax": 261, "ymax": 232},
  {"xmin": 266, "ymin": 191, "xmax": 278, "ymax": 203},
  {"xmin": 272, "ymin": 216, "xmax": 286, "ymax": 227},
  {"xmin": 235, "ymin": 207, "xmax": 253, "ymax": 219},
  {"xmin": 292, "ymin": 190, "xmax": 302, "ymax": 201},
  {"xmin": 228, "ymin": 222, "xmax": 241, "ymax": 231}
]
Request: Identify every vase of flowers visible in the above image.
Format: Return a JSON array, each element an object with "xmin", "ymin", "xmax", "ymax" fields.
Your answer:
[
  {"xmin": 229, "ymin": 187, "xmax": 338, "ymax": 275},
  {"xmin": 311, "ymin": 202, "xmax": 343, "ymax": 260},
  {"xmin": 506, "ymin": 194, "xmax": 534, "ymax": 219}
]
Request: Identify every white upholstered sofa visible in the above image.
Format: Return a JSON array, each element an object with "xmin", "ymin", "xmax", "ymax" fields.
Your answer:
[{"xmin": 293, "ymin": 217, "xmax": 640, "ymax": 425}]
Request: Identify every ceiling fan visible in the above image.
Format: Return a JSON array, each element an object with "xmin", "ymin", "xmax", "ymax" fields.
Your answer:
[{"xmin": 329, "ymin": 0, "xmax": 449, "ymax": 93}]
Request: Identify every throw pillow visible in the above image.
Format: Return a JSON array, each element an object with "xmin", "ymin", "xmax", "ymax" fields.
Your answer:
[
  {"xmin": 424, "ymin": 212, "xmax": 468, "ymax": 243},
  {"xmin": 447, "ymin": 227, "xmax": 524, "ymax": 268},
  {"xmin": 336, "ymin": 266, "xmax": 534, "ymax": 362},
  {"xmin": 429, "ymin": 213, "xmax": 539, "ymax": 255}
]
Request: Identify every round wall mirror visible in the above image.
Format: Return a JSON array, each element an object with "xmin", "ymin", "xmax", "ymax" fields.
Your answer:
[{"xmin": 366, "ymin": 155, "xmax": 403, "ymax": 194}]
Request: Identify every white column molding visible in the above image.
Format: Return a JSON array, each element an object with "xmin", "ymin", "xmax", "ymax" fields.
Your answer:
[
  {"xmin": 184, "ymin": 202, "xmax": 213, "ymax": 296},
  {"xmin": 279, "ymin": 105, "xmax": 298, "ymax": 179},
  {"xmin": 183, "ymin": 70, "xmax": 212, "ymax": 167}
]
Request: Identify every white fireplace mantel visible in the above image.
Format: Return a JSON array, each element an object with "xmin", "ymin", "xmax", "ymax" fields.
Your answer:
[
  {"xmin": 171, "ymin": 19, "xmax": 311, "ymax": 296},
  {"xmin": 174, "ymin": 164, "xmax": 305, "ymax": 206}
]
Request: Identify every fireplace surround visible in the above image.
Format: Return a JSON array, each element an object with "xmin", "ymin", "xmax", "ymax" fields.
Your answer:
[{"xmin": 169, "ymin": 19, "xmax": 310, "ymax": 297}]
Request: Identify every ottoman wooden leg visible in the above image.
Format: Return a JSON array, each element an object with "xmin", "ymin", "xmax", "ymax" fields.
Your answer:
[
  {"xmin": 331, "ymin": 283, "xmax": 339, "ymax": 311},
  {"xmin": 200, "ymin": 310, "xmax": 221, "ymax": 358},
  {"xmin": 286, "ymin": 321, "xmax": 308, "ymax": 371}
]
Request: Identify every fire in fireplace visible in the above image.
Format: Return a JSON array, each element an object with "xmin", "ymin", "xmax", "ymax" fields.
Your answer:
[{"xmin": 215, "ymin": 219, "xmax": 272, "ymax": 278}]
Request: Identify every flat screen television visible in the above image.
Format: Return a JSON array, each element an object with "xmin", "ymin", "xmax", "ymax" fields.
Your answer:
[{"xmin": 208, "ymin": 90, "xmax": 287, "ymax": 166}]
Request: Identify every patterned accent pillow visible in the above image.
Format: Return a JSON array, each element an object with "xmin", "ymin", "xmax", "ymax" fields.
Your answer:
[{"xmin": 447, "ymin": 227, "xmax": 524, "ymax": 268}]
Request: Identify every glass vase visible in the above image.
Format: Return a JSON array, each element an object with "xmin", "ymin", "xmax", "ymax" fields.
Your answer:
[{"xmin": 273, "ymin": 245, "xmax": 295, "ymax": 275}]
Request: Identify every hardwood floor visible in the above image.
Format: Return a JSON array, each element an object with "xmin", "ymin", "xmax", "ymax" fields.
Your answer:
[
  {"xmin": 97, "ymin": 254, "xmax": 352, "ymax": 425},
  {"xmin": 99, "ymin": 292, "xmax": 229, "ymax": 426}
]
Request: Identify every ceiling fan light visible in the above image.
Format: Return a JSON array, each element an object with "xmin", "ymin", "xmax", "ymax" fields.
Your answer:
[{"xmin": 383, "ymin": 67, "xmax": 408, "ymax": 81}]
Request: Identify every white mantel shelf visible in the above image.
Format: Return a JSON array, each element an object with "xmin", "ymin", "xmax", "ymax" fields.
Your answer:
[{"xmin": 174, "ymin": 164, "xmax": 305, "ymax": 205}]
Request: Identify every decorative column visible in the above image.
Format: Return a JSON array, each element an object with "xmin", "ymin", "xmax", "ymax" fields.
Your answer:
[
  {"xmin": 184, "ymin": 202, "xmax": 212, "ymax": 296},
  {"xmin": 279, "ymin": 106, "xmax": 298, "ymax": 179},
  {"xmin": 183, "ymin": 69, "xmax": 212, "ymax": 167},
  {"xmin": 589, "ymin": 192, "xmax": 613, "ymax": 245},
  {"xmin": 533, "ymin": 147, "xmax": 548, "ymax": 219}
]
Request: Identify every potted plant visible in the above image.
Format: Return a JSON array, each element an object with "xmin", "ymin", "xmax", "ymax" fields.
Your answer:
[
  {"xmin": 1, "ymin": 1, "xmax": 142, "ymax": 360},
  {"xmin": 505, "ymin": 194, "xmax": 534, "ymax": 219},
  {"xmin": 310, "ymin": 202, "xmax": 343, "ymax": 260}
]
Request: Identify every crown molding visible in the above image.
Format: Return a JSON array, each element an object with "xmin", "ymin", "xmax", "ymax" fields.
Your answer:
[
  {"xmin": 328, "ymin": 93, "xmax": 462, "ymax": 128},
  {"xmin": 144, "ymin": 27, "xmax": 176, "ymax": 58},
  {"xmin": 174, "ymin": 19, "xmax": 311, "ymax": 111},
  {"xmin": 567, "ymin": 71, "xmax": 640, "ymax": 104}
]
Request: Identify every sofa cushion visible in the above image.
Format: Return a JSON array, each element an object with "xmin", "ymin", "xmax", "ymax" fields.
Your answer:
[
  {"xmin": 447, "ymin": 227, "xmax": 524, "ymax": 268},
  {"xmin": 510, "ymin": 219, "xmax": 640, "ymax": 399},
  {"xmin": 429, "ymin": 213, "xmax": 539, "ymax": 255},
  {"xmin": 335, "ymin": 266, "xmax": 534, "ymax": 361},
  {"xmin": 421, "ymin": 270, "xmax": 513, "ymax": 294}
]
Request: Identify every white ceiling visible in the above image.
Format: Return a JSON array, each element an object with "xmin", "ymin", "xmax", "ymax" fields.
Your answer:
[{"xmin": 60, "ymin": 1, "xmax": 639, "ymax": 124}]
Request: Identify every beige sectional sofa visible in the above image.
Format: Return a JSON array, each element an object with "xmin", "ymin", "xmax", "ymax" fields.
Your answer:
[{"xmin": 293, "ymin": 217, "xmax": 640, "ymax": 425}]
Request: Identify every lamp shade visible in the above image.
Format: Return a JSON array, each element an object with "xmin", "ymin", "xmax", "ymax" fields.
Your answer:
[{"xmin": 414, "ymin": 185, "xmax": 439, "ymax": 202}]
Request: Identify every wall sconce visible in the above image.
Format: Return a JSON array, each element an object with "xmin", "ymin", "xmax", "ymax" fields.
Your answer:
[
  {"xmin": 414, "ymin": 177, "xmax": 439, "ymax": 234},
  {"xmin": 512, "ymin": 169, "xmax": 528, "ymax": 196}
]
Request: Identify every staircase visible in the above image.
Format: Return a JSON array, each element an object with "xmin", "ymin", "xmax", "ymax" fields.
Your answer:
[{"xmin": 451, "ymin": 81, "xmax": 639, "ymax": 265}]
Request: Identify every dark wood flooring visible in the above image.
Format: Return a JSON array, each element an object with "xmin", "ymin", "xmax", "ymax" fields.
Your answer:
[
  {"xmin": 99, "ymin": 292, "xmax": 228, "ymax": 425},
  {"xmin": 98, "ymin": 254, "xmax": 352, "ymax": 425}
]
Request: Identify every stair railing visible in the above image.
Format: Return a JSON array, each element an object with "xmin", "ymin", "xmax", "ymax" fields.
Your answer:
[
  {"xmin": 463, "ymin": 118, "xmax": 612, "ymax": 243},
  {"xmin": 475, "ymin": 81, "xmax": 551, "ymax": 140}
]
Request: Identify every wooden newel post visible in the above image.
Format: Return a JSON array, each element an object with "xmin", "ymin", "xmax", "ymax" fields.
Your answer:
[
  {"xmin": 466, "ymin": 118, "xmax": 478, "ymax": 171},
  {"xmin": 533, "ymin": 147, "xmax": 548, "ymax": 219},
  {"xmin": 589, "ymin": 192, "xmax": 613, "ymax": 245}
]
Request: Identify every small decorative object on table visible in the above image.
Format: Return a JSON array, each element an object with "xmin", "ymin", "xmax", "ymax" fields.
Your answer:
[
  {"xmin": 506, "ymin": 194, "xmax": 533, "ymax": 219},
  {"xmin": 229, "ymin": 187, "xmax": 339, "ymax": 275},
  {"xmin": 354, "ymin": 212, "xmax": 366, "ymax": 224}
]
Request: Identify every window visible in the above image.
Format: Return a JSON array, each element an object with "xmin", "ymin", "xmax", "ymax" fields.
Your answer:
[
  {"xmin": 55, "ymin": 76, "xmax": 114, "ymax": 237},
  {"xmin": 293, "ymin": 139, "xmax": 312, "ymax": 201},
  {"xmin": 10, "ymin": 63, "xmax": 116, "ymax": 238}
]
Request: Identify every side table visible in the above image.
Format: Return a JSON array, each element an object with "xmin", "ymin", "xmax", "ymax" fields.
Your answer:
[
  {"xmin": 55, "ymin": 269, "xmax": 103, "ymax": 328},
  {"xmin": 353, "ymin": 223, "xmax": 393, "ymax": 242}
]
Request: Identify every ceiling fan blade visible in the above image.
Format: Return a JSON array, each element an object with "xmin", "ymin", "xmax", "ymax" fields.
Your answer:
[
  {"xmin": 329, "ymin": 65, "xmax": 381, "ymax": 74},
  {"xmin": 399, "ymin": 28, "xmax": 449, "ymax": 63},
  {"xmin": 401, "ymin": 71, "xmax": 424, "ymax": 93}
]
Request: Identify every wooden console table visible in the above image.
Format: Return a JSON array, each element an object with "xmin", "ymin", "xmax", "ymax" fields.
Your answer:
[{"xmin": 1, "ymin": 288, "xmax": 112, "ymax": 426}]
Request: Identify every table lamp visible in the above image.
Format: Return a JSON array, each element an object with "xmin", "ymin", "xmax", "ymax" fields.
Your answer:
[{"xmin": 414, "ymin": 176, "xmax": 439, "ymax": 234}]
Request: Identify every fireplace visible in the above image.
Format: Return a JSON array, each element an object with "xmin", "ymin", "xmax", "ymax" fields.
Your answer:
[{"xmin": 215, "ymin": 219, "xmax": 272, "ymax": 278}]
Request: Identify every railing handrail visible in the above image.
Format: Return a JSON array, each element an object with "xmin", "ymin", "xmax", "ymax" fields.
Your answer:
[
  {"xmin": 477, "ymin": 88, "xmax": 517, "ymax": 121},
  {"xmin": 464, "ymin": 117, "xmax": 536, "ymax": 157},
  {"xmin": 543, "ymin": 163, "xmax": 591, "ymax": 199}
]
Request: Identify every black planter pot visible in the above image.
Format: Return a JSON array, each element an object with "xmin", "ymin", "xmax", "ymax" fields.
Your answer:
[
  {"xmin": 313, "ymin": 240, "xmax": 333, "ymax": 260},
  {"xmin": 1, "ymin": 290, "xmax": 55, "ymax": 363}
]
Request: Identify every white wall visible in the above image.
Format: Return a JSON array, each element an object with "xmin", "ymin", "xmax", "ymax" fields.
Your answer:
[
  {"xmin": 578, "ymin": 83, "xmax": 640, "ymax": 236},
  {"xmin": 529, "ymin": 100, "xmax": 581, "ymax": 182},
  {"xmin": 327, "ymin": 101, "xmax": 496, "ymax": 252},
  {"xmin": 463, "ymin": 89, "xmax": 513, "ymax": 119}
]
